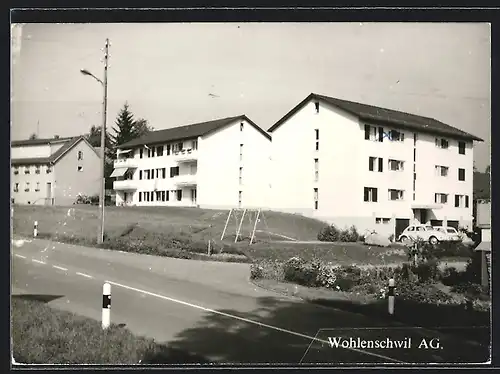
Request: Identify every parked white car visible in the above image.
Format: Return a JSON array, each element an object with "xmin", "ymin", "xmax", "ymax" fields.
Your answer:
[
  {"xmin": 398, "ymin": 224, "xmax": 448, "ymax": 245},
  {"xmin": 432, "ymin": 226, "xmax": 462, "ymax": 242}
]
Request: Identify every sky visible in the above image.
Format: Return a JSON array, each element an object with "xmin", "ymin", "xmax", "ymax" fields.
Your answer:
[{"xmin": 11, "ymin": 22, "xmax": 491, "ymax": 170}]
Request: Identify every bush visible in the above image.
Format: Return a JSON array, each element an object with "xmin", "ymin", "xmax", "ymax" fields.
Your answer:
[
  {"xmin": 317, "ymin": 225, "xmax": 341, "ymax": 242},
  {"xmin": 283, "ymin": 257, "xmax": 318, "ymax": 287},
  {"xmin": 451, "ymin": 282, "xmax": 486, "ymax": 297},
  {"xmin": 412, "ymin": 258, "xmax": 440, "ymax": 282},
  {"xmin": 396, "ymin": 280, "xmax": 453, "ymax": 304},
  {"xmin": 388, "ymin": 234, "xmax": 395, "ymax": 243},
  {"xmin": 250, "ymin": 260, "xmax": 285, "ymax": 281},
  {"xmin": 317, "ymin": 225, "xmax": 360, "ymax": 242}
]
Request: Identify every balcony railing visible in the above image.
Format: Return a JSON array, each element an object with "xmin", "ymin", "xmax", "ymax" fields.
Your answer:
[
  {"xmin": 113, "ymin": 179, "xmax": 138, "ymax": 190},
  {"xmin": 173, "ymin": 174, "xmax": 197, "ymax": 187},
  {"xmin": 113, "ymin": 158, "xmax": 138, "ymax": 169},
  {"xmin": 173, "ymin": 148, "xmax": 198, "ymax": 163}
]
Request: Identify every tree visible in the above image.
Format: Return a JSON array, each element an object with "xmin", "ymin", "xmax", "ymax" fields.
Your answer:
[
  {"xmin": 86, "ymin": 125, "xmax": 114, "ymax": 160},
  {"xmin": 29, "ymin": 133, "xmax": 37, "ymax": 140},
  {"xmin": 485, "ymin": 164, "xmax": 491, "ymax": 174},
  {"xmin": 109, "ymin": 102, "xmax": 153, "ymax": 152}
]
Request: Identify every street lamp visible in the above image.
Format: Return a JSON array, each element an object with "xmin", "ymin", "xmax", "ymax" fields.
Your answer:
[{"xmin": 80, "ymin": 38, "xmax": 109, "ymax": 245}]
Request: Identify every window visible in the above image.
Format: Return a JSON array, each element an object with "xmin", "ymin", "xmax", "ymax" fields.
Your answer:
[
  {"xmin": 35, "ymin": 182, "xmax": 40, "ymax": 192},
  {"xmin": 376, "ymin": 218, "xmax": 391, "ymax": 224},
  {"xmin": 413, "ymin": 133, "xmax": 417, "ymax": 146},
  {"xmin": 240, "ymin": 122, "xmax": 244, "ymax": 131},
  {"xmin": 240, "ymin": 144, "xmax": 243, "ymax": 161},
  {"xmin": 170, "ymin": 166, "xmax": 179, "ymax": 178},
  {"xmin": 161, "ymin": 191, "xmax": 166, "ymax": 202},
  {"xmin": 166, "ymin": 144, "xmax": 171, "ymax": 156},
  {"xmin": 435, "ymin": 165, "xmax": 449, "ymax": 177},
  {"xmin": 378, "ymin": 127, "xmax": 384, "ymax": 142},
  {"xmin": 388, "ymin": 189, "xmax": 404, "ymax": 201},
  {"xmin": 177, "ymin": 142, "xmax": 184, "ymax": 151},
  {"xmin": 139, "ymin": 192, "xmax": 142, "ymax": 202},
  {"xmin": 407, "ymin": 226, "xmax": 415, "ymax": 232},
  {"xmin": 458, "ymin": 168, "xmax": 465, "ymax": 181},
  {"xmin": 140, "ymin": 148, "xmax": 143, "ymax": 158},
  {"xmin": 176, "ymin": 189, "xmax": 182, "ymax": 201},
  {"xmin": 77, "ymin": 151, "xmax": 83, "ymax": 160},
  {"xmin": 435, "ymin": 138, "xmax": 449, "ymax": 149},
  {"xmin": 166, "ymin": 191, "xmax": 170, "ymax": 201},
  {"xmin": 389, "ymin": 130, "xmax": 404, "ymax": 142},
  {"xmin": 458, "ymin": 141, "xmax": 466, "ymax": 155},
  {"xmin": 156, "ymin": 191, "xmax": 162, "ymax": 201},
  {"xmin": 46, "ymin": 166, "xmax": 52, "ymax": 174},
  {"xmin": 139, "ymin": 170, "xmax": 143, "ymax": 180},
  {"xmin": 157, "ymin": 146, "xmax": 164, "ymax": 157},
  {"xmin": 239, "ymin": 167, "xmax": 243, "ymax": 184},
  {"xmin": 413, "ymin": 148, "xmax": 416, "ymax": 162},
  {"xmin": 314, "ymin": 158, "xmax": 319, "ymax": 181},
  {"xmin": 152, "ymin": 147, "xmax": 156, "ymax": 157},
  {"xmin": 238, "ymin": 191, "xmax": 242, "ymax": 207},
  {"xmin": 162, "ymin": 168, "xmax": 166, "ymax": 179},
  {"xmin": 455, "ymin": 195, "xmax": 470, "ymax": 208},
  {"xmin": 364, "ymin": 124, "xmax": 379, "ymax": 141},
  {"xmin": 369, "ymin": 157, "xmax": 383, "ymax": 172},
  {"xmin": 314, "ymin": 188, "xmax": 318, "ymax": 210},
  {"xmin": 364, "ymin": 187, "xmax": 378, "ymax": 202},
  {"xmin": 25, "ymin": 182, "xmax": 30, "ymax": 192},
  {"xmin": 77, "ymin": 166, "xmax": 83, "ymax": 172},
  {"xmin": 13, "ymin": 183, "xmax": 19, "ymax": 192},
  {"xmin": 192, "ymin": 140, "xmax": 198, "ymax": 150},
  {"xmin": 147, "ymin": 148, "xmax": 151, "ymax": 158},
  {"xmin": 35, "ymin": 166, "xmax": 40, "ymax": 174},
  {"xmin": 13, "ymin": 167, "xmax": 19, "ymax": 175},
  {"xmin": 435, "ymin": 193, "xmax": 448, "ymax": 204},
  {"xmin": 388, "ymin": 159, "xmax": 404, "ymax": 171},
  {"xmin": 314, "ymin": 102, "xmax": 319, "ymax": 113},
  {"xmin": 315, "ymin": 129, "xmax": 319, "ymax": 140},
  {"xmin": 151, "ymin": 191, "xmax": 155, "ymax": 201},
  {"xmin": 24, "ymin": 166, "xmax": 30, "ymax": 174}
]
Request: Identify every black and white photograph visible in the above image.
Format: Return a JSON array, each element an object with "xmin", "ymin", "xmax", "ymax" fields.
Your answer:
[{"xmin": 10, "ymin": 12, "xmax": 492, "ymax": 367}]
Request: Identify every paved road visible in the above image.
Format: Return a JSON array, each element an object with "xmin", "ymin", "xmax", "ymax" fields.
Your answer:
[{"xmin": 12, "ymin": 237, "xmax": 489, "ymax": 365}]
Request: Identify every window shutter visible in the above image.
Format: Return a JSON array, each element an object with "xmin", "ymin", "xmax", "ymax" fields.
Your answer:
[
  {"xmin": 167, "ymin": 144, "xmax": 171, "ymax": 155},
  {"xmin": 140, "ymin": 149, "xmax": 143, "ymax": 158},
  {"xmin": 378, "ymin": 127, "xmax": 384, "ymax": 142},
  {"xmin": 364, "ymin": 188, "xmax": 369, "ymax": 202},
  {"xmin": 455, "ymin": 195, "xmax": 460, "ymax": 207},
  {"xmin": 465, "ymin": 195, "xmax": 469, "ymax": 208},
  {"xmin": 139, "ymin": 192, "xmax": 142, "ymax": 202},
  {"xmin": 170, "ymin": 167, "xmax": 174, "ymax": 178},
  {"xmin": 364, "ymin": 125, "xmax": 370, "ymax": 140},
  {"xmin": 139, "ymin": 170, "xmax": 143, "ymax": 180},
  {"xmin": 378, "ymin": 158, "xmax": 383, "ymax": 172},
  {"xmin": 369, "ymin": 157, "xmax": 374, "ymax": 171},
  {"xmin": 373, "ymin": 188, "xmax": 378, "ymax": 202}
]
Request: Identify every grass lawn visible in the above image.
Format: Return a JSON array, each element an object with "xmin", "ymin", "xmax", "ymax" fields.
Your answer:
[
  {"xmin": 11, "ymin": 296, "xmax": 208, "ymax": 365},
  {"xmin": 13, "ymin": 205, "xmax": 325, "ymax": 243}
]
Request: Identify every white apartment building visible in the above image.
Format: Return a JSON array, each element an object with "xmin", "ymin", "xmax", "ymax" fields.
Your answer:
[
  {"xmin": 267, "ymin": 93, "xmax": 483, "ymax": 238},
  {"xmin": 112, "ymin": 115, "xmax": 271, "ymax": 209}
]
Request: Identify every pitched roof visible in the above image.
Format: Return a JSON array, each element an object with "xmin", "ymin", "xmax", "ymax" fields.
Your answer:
[
  {"xmin": 119, "ymin": 115, "xmax": 271, "ymax": 149},
  {"xmin": 11, "ymin": 136, "xmax": 100, "ymax": 166},
  {"xmin": 11, "ymin": 136, "xmax": 74, "ymax": 147},
  {"xmin": 268, "ymin": 93, "xmax": 483, "ymax": 142}
]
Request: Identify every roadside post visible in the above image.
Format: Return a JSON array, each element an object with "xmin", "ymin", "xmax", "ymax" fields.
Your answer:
[
  {"xmin": 102, "ymin": 282, "xmax": 111, "ymax": 329},
  {"xmin": 33, "ymin": 221, "xmax": 38, "ymax": 238},
  {"xmin": 388, "ymin": 278, "xmax": 395, "ymax": 315}
]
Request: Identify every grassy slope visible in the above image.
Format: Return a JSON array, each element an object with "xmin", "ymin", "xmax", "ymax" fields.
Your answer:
[
  {"xmin": 11, "ymin": 297, "xmax": 208, "ymax": 364},
  {"xmin": 12, "ymin": 205, "xmax": 411, "ymax": 265},
  {"xmin": 13, "ymin": 205, "xmax": 326, "ymax": 243}
]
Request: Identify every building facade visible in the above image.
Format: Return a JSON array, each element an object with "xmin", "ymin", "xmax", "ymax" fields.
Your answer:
[
  {"xmin": 112, "ymin": 115, "xmax": 271, "ymax": 209},
  {"xmin": 267, "ymin": 93, "xmax": 482, "ymax": 238},
  {"xmin": 11, "ymin": 136, "xmax": 101, "ymax": 205}
]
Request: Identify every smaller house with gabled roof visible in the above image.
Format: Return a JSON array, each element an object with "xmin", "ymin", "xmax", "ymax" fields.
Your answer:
[
  {"xmin": 11, "ymin": 136, "xmax": 101, "ymax": 205},
  {"xmin": 113, "ymin": 115, "xmax": 271, "ymax": 209},
  {"xmin": 267, "ymin": 93, "xmax": 483, "ymax": 238}
]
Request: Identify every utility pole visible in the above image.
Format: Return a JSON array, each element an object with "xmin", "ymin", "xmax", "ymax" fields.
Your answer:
[{"xmin": 98, "ymin": 38, "xmax": 109, "ymax": 244}]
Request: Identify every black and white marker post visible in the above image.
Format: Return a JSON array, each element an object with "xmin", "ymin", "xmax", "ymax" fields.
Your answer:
[
  {"xmin": 388, "ymin": 278, "xmax": 395, "ymax": 315},
  {"xmin": 33, "ymin": 221, "xmax": 38, "ymax": 238},
  {"xmin": 102, "ymin": 282, "xmax": 111, "ymax": 329}
]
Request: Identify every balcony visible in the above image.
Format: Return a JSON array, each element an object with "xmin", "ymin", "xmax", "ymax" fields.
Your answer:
[
  {"xmin": 113, "ymin": 179, "xmax": 138, "ymax": 190},
  {"xmin": 173, "ymin": 148, "xmax": 198, "ymax": 163},
  {"xmin": 173, "ymin": 174, "xmax": 197, "ymax": 187},
  {"xmin": 113, "ymin": 158, "xmax": 138, "ymax": 169}
]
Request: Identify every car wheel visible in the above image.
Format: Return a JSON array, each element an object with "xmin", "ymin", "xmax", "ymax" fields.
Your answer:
[
  {"xmin": 401, "ymin": 236, "xmax": 412, "ymax": 246},
  {"xmin": 429, "ymin": 236, "xmax": 438, "ymax": 245}
]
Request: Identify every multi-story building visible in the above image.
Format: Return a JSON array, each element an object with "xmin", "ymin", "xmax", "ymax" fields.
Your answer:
[
  {"xmin": 113, "ymin": 115, "xmax": 271, "ymax": 209},
  {"xmin": 11, "ymin": 136, "xmax": 101, "ymax": 205},
  {"xmin": 267, "ymin": 93, "xmax": 483, "ymax": 238}
]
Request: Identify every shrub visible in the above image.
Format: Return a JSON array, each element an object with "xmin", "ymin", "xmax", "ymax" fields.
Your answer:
[
  {"xmin": 396, "ymin": 280, "xmax": 453, "ymax": 304},
  {"xmin": 250, "ymin": 260, "xmax": 286, "ymax": 281},
  {"xmin": 388, "ymin": 234, "xmax": 395, "ymax": 243},
  {"xmin": 440, "ymin": 266, "xmax": 463, "ymax": 286},
  {"xmin": 451, "ymin": 282, "xmax": 486, "ymax": 297},
  {"xmin": 412, "ymin": 258, "xmax": 440, "ymax": 282},
  {"xmin": 283, "ymin": 257, "xmax": 319, "ymax": 287},
  {"xmin": 317, "ymin": 225, "xmax": 341, "ymax": 242},
  {"xmin": 339, "ymin": 226, "xmax": 360, "ymax": 242}
]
